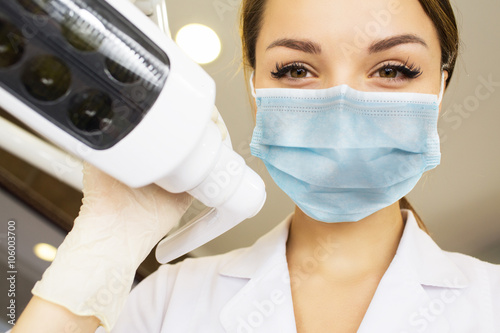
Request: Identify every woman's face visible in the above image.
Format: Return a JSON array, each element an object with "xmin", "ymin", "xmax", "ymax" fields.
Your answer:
[{"xmin": 253, "ymin": 0, "xmax": 447, "ymax": 101}]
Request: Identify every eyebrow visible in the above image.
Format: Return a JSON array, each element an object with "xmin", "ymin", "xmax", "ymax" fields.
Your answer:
[
  {"xmin": 266, "ymin": 38, "xmax": 322, "ymax": 54},
  {"xmin": 369, "ymin": 34, "xmax": 428, "ymax": 53}
]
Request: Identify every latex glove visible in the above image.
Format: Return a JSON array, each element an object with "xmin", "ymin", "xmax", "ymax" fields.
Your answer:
[{"xmin": 31, "ymin": 162, "xmax": 193, "ymax": 332}]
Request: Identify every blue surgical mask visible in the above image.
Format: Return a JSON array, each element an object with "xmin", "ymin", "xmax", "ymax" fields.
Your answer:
[{"xmin": 249, "ymin": 73, "xmax": 445, "ymax": 222}]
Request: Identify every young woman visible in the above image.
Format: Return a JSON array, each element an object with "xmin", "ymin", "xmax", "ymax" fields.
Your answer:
[{"xmin": 11, "ymin": 0, "xmax": 500, "ymax": 332}]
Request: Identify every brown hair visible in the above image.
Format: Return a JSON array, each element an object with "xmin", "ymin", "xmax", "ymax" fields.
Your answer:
[
  {"xmin": 399, "ymin": 197, "xmax": 429, "ymax": 233},
  {"xmin": 239, "ymin": 0, "xmax": 459, "ymax": 233}
]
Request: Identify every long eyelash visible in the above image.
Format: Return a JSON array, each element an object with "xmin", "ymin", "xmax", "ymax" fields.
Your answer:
[
  {"xmin": 382, "ymin": 59, "xmax": 423, "ymax": 79},
  {"xmin": 271, "ymin": 62, "xmax": 306, "ymax": 79}
]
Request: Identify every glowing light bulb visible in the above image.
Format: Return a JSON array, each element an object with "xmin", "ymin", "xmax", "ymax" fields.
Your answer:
[
  {"xmin": 34, "ymin": 243, "xmax": 57, "ymax": 262},
  {"xmin": 175, "ymin": 24, "xmax": 221, "ymax": 64}
]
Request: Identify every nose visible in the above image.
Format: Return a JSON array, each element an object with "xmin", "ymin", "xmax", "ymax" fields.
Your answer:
[
  {"xmin": 321, "ymin": 63, "xmax": 366, "ymax": 91},
  {"xmin": 323, "ymin": 76, "xmax": 364, "ymax": 91}
]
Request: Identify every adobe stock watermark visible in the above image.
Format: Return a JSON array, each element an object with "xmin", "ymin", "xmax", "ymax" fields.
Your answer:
[
  {"xmin": 85, "ymin": 269, "xmax": 130, "ymax": 314},
  {"xmin": 6, "ymin": 220, "xmax": 17, "ymax": 326},
  {"xmin": 180, "ymin": 134, "xmax": 259, "ymax": 222},
  {"xmin": 198, "ymin": 154, "xmax": 245, "ymax": 201},
  {"xmin": 50, "ymin": 142, "xmax": 89, "ymax": 183},
  {"xmin": 236, "ymin": 288, "xmax": 287, "ymax": 333},
  {"xmin": 340, "ymin": 0, "xmax": 402, "ymax": 59},
  {"xmin": 54, "ymin": 269, "xmax": 131, "ymax": 333},
  {"xmin": 236, "ymin": 133, "xmax": 267, "ymax": 174},
  {"xmin": 439, "ymin": 74, "xmax": 500, "ymax": 143},
  {"xmin": 213, "ymin": 0, "xmax": 240, "ymax": 21},
  {"xmin": 283, "ymin": 234, "xmax": 340, "ymax": 292},
  {"xmin": 7, "ymin": 6, "xmax": 50, "ymax": 48},
  {"xmin": 400, "ymin": 278, "xmax": 463, "ymax": 333},
  {"xmin": 380, "ymin": 153, "xmax": 429, "ymax": 187},
  {"xmin": 236, "ymin": 234, "xmax": 339, "ymax": 332}
]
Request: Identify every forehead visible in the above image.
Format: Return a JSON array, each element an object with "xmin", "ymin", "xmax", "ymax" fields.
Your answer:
[{"xmin": 258, "ymin": 0, "xmax": 440, "ymax": 55}]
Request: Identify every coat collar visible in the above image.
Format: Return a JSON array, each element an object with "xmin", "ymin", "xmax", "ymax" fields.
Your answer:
[
  {"xmin": 219, "ymin": 212, "xmax": 293, "ymax": 279},
  {"xmin": 218, "ymin": 210, "xmax": 470, "ymax": 332},
  {"xmin": 357, "ymin": 210, "xmax": 469, "ymax": 332},
  {"xmin": 219, "ymin": 214, "xmax": 296, "ymax": 331},
  {"xmin": 396, "ymin": 210, "xmax": 468, "ymax": 289},
  {"xmin": 219, "ymin": 210, "xmax": 468, "ymax": 288}
]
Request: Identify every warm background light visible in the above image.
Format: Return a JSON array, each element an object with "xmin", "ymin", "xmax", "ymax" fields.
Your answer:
[
  {"xmin": 34, "ymin": 243, "xmax": 57, "ymax": 262},
  {"xmin": 175, "ymin": 24, "xmax": 221, "ymax": 64}
]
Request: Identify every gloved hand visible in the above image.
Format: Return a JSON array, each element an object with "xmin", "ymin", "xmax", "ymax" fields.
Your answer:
[{"xmin": 31, "ymin": 162, "xmax": 193, "ymax": 332}]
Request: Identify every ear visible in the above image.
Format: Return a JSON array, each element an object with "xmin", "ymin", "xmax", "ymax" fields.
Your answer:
[
  {"xmin": 443, "ymin": 70, "xmax": 449, "ymax": 89},
  {"xmin": 438, "ymin": 70, "xmax": 449, "ymax": 113},
  {"xmin": 247, "ymin": 71, "xmax": 258, "ymax": 120}
]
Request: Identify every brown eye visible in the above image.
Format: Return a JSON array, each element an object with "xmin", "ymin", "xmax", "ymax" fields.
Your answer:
[
  {"xmin": 291, "ymin": 68, "xmax": 307, "ymax": 78},
  {"xmin": 271, "ymin": 62, "xmax": 312, "ymax": 80},
  {"xmin": 378, "ymin": 67, "xmax": 398, "ymax": 78}
]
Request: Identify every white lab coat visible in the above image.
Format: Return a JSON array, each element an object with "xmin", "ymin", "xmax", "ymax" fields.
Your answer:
[{"xmin": 104, "ymin": 210, "xmax": 500, "ymax": 332}]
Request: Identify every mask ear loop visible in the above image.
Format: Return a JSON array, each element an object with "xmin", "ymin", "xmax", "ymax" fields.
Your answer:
[
  {"xmin": 250, "ymin": 71, "xmax": 257, "ymax": 98},
  {"xmin": 437, "ymin": 71, "xmax": 446, "ymax": 105}
]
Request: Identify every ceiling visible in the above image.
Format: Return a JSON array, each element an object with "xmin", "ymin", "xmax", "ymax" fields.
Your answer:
[{"xmin": 164, "ymin": 0, "xmax": 500, "ymax": 262}]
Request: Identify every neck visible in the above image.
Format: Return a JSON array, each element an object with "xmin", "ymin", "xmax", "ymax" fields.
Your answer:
[{"xmin": 286, "ymin": 202, "xmax": 405, "ymax": 283}]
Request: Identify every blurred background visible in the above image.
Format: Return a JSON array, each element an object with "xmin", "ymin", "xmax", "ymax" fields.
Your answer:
[{"xmin": 1, "ymin": 0, "xmax": 499, "ymax": 330}]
